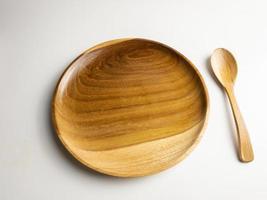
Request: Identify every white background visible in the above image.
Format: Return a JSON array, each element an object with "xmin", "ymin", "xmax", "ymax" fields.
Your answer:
[{"xmin": 1, "ymin": 0, "xmax": 267, "ymax": 199}]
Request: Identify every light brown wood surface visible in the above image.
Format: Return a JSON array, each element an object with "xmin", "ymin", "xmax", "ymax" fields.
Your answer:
[
  {"xmin": 52, "ymin": 38, "xmax": 209, "ymax": 177},
  {"xmin": 210, "ymin": 48, "xmax": 254, "ymax": 162}
]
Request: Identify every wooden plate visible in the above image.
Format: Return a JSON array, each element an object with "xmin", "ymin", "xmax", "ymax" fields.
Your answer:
[{"xmin": 52, "ymin": 38, "xmax": 209, "ymax": 177}]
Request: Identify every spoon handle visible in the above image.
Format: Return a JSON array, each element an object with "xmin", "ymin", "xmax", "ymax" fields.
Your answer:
[{"xmin": 225, "ymin": 87, "xmax": 254, "ymax": 162}]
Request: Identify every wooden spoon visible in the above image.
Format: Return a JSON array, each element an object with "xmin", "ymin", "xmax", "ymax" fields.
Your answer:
[{"xmin": 210, "ymin": 48, "xmax": 254, "ymax": 162}]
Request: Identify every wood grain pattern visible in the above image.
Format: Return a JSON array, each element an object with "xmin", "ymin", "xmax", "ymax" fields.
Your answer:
[
  {"xmin": 52, "ymin": 38, "xmax": 209, "ymax": 177},
  {"xmin": 211, "ymin": 48, "xmax": 254, "ymax": 162}
]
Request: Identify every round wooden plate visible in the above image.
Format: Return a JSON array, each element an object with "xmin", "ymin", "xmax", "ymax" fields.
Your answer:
[{"xmin": 52, "ymin": 38, "xmax": 209, "ymax": 177}]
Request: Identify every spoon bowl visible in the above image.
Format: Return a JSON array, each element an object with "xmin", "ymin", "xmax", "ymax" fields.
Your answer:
[{"xmin": 210, "ymin": 48, "xmax": 238, "ymax": 88}]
